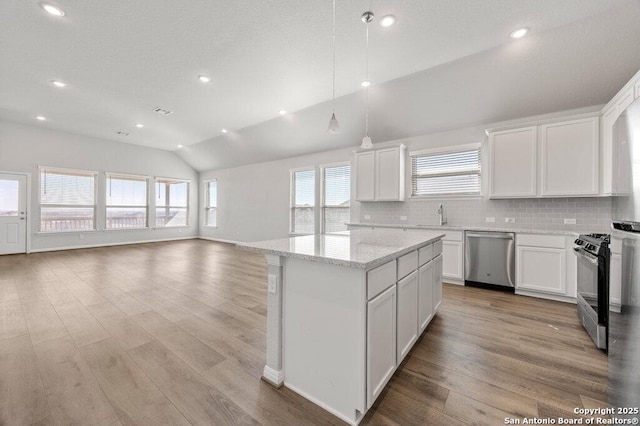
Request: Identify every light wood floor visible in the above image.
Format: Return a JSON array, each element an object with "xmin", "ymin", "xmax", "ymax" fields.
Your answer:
[{"xmin": 0, "ymin": 239, "xmax": 607, "ymax": 425}]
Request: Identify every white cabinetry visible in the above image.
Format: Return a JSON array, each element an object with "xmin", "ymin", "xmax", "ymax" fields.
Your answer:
[
  {"xmin": 489, "ymin": 127, "xmax": 537, "ymax": 198},
  {"xmin": 540, "ymin": 117, "xmax": 599, "ymax": 196},
  {"xmin": 355, "ymin": 145, "xmax": 405, "ymax": 202},
  {"xmin": 488, "ymin": 114, "xmax": 600, "ymax": 198},
  {"xmin": 396, "ymin": 271, "xmax": 418, "ymax": 364},
  {"xmin": 433, "ymin": 254, "xmax": 443, "ymax": 311},
  {"xmin": 442, "ymin": 231, "xmax": 464, "ymax": 283},
  {"xmin": 610, "ymin": 237, "xmax": 622, "ymax": 312},
  {"xmin": 366, "ymin": 285, "xmax": 396, "ymax": 408},
  {"xmin": 515, "ymin": 234, "xmax": 576, "ymax": 301},
  {"xmin": 418, "ymin": 260, "xmax": 434, "ymax": 334},
  {"xmin": 602, "ymin": 88, "xmax": 635, "ymax": 195}
]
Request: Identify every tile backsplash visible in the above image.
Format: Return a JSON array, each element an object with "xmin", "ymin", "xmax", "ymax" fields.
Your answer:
[{"xmin": 359, "ymin": 197, "xmax": 612, "ymax": 233}]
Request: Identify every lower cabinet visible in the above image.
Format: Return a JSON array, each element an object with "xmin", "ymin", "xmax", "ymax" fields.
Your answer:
[
  {"xmin": 396, "ymin": 270, "xmax": 418, "ymax": 363},
  {"xmin": 418, "ymin": 260, "xmax": 434, "ymax": 334},
  {"xmin": 433, "ymin": 254, "xmax": 443, "ymax": 311},
  {"xmin": 442, "ymin": 232, "xmax": 464, "ymax": 283},
  {"xmin": 610, "ymin": 237, "xmax": 622, "ymax": 311},
  {"xmin": 366, "ymin": 285, "xmax": 396, "ymax": 409}
]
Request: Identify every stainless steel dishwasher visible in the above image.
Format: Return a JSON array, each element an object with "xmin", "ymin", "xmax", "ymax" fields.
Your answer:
[{"xmin": 464, "ymin": 231, "xmax": 515, "ymax": 290}]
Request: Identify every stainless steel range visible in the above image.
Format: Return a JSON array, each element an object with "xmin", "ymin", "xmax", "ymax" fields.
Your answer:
[{"xmin": 573, "ymin": 233, "xmax": 610, "ymax": 351}]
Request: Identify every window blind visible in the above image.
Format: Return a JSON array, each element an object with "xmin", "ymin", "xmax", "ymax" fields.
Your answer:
[
  {"xmin": 106, "ymin": 173, "xmax": 148, "ymax": 229},
  {"xmin": 291, "ymin": 169, "xmax": 315, "ymax": 234},
  {"xmin": 323, "ymin": 164, "xmax": 350, "ymax": 233},
  {"xmin": 40, "ymin": 167, "xmax": 96, "ymax": 232},
  {"xmin": 411, "ymin": 147, "xmax": 481, "ymax": 196}
]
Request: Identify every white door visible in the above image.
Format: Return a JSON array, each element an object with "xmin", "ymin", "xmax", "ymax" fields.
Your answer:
[
  {"xmin": 396, "ymin": 270, "xmax": 418, "ymax": 364},
  {"xmin": 366, "ymin": 284, "xmax": 396, "ymax": 408},
  {"xmin": 0, "ymin": 174, "xmax": 27, "ymax": 254},
  {"xmin": 418, "ymin": 260, "xmax": 434, "ymax": 334}
]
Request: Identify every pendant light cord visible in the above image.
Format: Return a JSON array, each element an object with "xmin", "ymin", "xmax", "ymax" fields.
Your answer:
[
  {"xmin": 331, "ymin": 0, "xmax": 336, "ymax": 113},
  {"xmin": 365, "ymin": 15, "xmax": 370, "ymax": 137}
]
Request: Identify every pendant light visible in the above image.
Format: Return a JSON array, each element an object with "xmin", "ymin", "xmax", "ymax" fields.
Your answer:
[
  {"xmin": 327, "ymin": 0, "xmax": 340, "ymax": 134},
  {"xmin": 360, "ymin": 11, "xmax": 374, "ymax": 149}
]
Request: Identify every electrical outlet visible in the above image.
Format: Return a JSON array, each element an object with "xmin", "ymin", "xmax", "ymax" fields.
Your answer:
[
  {"xmin": 505, "ymin": 218, "xmax": 515, "ymax": 224},
  {"xmin": 364, "ymin": 215, "xmax": 371, "ymax": 220},
  {"xmin": 564, "ymin": 218, "xmax": 577, "ymax": 225},
  {"xmin": 400, "ymin": 216, "xmax": 407, "ymax": 221},
  {"xmin": 268, "ymin": 275, "xmax": 277, "ymax": 294},
  {"xmin": 485, "ymin": 217, "xmax": 495, "ymax": 223}
]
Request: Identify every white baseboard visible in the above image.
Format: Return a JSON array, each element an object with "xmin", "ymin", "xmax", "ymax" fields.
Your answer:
[
  {"xmin": 262, "ymin": 366, "xmax": 284, "ymax": 387},
  {"xmin": 444, "ymin": 279, "xmax": 464, "ymax": 286},
  {"xmin": 515, "ymin": 289, "xmax": 577, "ymax": 304},
  {"xmin": 198, "ymin": 236, "xmax": 242, "ymax": 245},
  {"xmin": 30, "ymin": 236, "xmax": 197, "ymax": 253}
]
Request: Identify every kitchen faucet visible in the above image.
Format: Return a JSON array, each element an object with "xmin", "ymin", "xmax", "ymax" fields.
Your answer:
[{"xmin": 438, "ymin": 203, "xmax": 447, "ymax": 226}]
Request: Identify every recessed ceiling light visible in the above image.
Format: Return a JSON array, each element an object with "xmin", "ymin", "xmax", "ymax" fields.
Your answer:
[
  {"xmin": 221, "ymin": 128, "xmax": 228, "ymax": 133},
  {"xmin": 177, "ymin": 144, "xmax": 183, "ymax": 148},
  {"xmin": 279, "ymin": 110, "xmax": 287, "ymax": 115},
  {"xmin": 510, "ymin": 27, "xmax": 529, "ymax": 39},
  {"xmin": 35, "ymin": 115, "xmax": 47, "ymax": 121},
  {"xmin": 135, "ymin": 123, "xmax": 144, "ymax": 128},
  {"xmin": 379, "ymin": 15, "xmax": 396, "ymax": 27},
  {"xmin": 361, "ymin": 80, "xmax": 371, "ymax": 88},
  {"xmin": 198, "ymin": 75, "xmax": 211, "ymax": 83},
  {"xmin": 50, "ymin": 80, "xmax": 67, "ymax": 88},
  {"xmin": 40, "ymin": 2, "xmax": 65, "ymax": 17}
]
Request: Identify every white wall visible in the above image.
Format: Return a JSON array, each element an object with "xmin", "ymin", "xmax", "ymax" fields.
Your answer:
[
  {"xmin": 0, "ymin": 121, "xmax": 199, "ymax": 252},
  {"xmin": 199, "ymin": 106, "xmax": 612, "ymax": 243},
  {"xmin": 199, "ymin": 147, "xmax": 360, "ymax": 243}
]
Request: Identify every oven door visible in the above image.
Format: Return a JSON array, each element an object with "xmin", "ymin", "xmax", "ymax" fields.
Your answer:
[{"xmin": 574, "ymin": 247, "xmax": 607, "ymax": 349}]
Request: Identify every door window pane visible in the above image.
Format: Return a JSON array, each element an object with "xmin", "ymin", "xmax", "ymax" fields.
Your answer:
[{"xmin": 0, "ymin": 180, "xmax": 19, "ymax": 216}]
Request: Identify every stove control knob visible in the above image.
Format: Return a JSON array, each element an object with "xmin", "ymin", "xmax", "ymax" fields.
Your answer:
[{"xmin": 575, "ymin": 239, "xmax": 583, "ymax": 246}]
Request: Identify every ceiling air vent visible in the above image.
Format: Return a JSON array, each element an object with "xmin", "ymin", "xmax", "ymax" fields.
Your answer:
[
  {"xmin": 153, "ymin": 107, "xmax": 173, "ymax": 115},
  {"xmin": 116, "ymin": 131, "xmax": 130, "ymax": 136}
]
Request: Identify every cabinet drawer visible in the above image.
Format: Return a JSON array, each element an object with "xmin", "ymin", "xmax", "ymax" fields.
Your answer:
[
  {"xmin": 367, "ymin": 260, "xmax": 396, "ymax": 300},
  {"xmin": 516, "ymin": 234, "xmax": 565, "ymax": 249},
  {"xmin": 397, "ymin": 251, "xmax": 418, "ymax": 280},
  {"xmin": 433, "ymin": 240, "xmax": 443, "ymax": 257},
  {"xmin": 418, "ymin": 244, "xmax": 433, "ymax": 266},
  {"xmin": 443, "ymin": 231, "xmax": 463, "ymax": 242}
]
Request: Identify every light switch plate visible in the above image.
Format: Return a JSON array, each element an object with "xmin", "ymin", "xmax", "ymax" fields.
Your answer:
[
  {"xmin": 486, "ymin": 217, "xmax": 495, "ymax": 223},
  {"xmin": 505, "ymin": 217, "xmax": 515, "ymax": 223},
  {"xmin": 564, "ymin": 218, "xmax": 577, "ymax": 225},
  {"xmin": 268, "ymin": 275, "xmax": 277, "ymax": 294}
]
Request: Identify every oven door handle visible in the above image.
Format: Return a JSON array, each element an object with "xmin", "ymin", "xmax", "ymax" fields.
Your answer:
[{"xmin": 573, "ymin": 247, "xmax": 599, "ymax": 265}]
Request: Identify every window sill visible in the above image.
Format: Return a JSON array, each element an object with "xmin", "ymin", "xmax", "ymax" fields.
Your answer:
[
  {"xmin": 152, "ymin": 225, "xmax": 191, "ymax": 229},
  {"xmin": 288, "ymin": 232, "xmax": 313, "ymax": 237},
  {"xmin": 36, "ymin": 229, "xmax": 97, "ymax": 235},
  {"xmin": 203, "ymin": 225, "xmax": 218, "ymax": 229},
  {"xmin": 104, "ymin": 227, "xmax": 150, "ymax": 232}
]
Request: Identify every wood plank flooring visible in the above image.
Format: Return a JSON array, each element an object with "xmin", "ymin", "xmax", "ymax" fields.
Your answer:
[{"xmin": 0, "ymin": 239, "xmax": 608, "ymax": 425}]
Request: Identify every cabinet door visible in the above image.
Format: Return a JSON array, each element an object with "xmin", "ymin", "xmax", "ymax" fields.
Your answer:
[
  {"xmin": 433, "ymin": 254, "xmax": 443, "ymax": 312},
  {"xmin": 418, "ymin": 261, "xmax": 434, "ymax": 334},
  {"xmin": 355, "ymin": 151, "xmax": 375, "ymax": 201},
  {"xmin": 610, "ymin": 252, "xmax": 622, "ymax": 311},
  {"xmin": 516, "ymin": 246, "xmax": 566, "ymax": 294},
  {"xmin": 602, "ymin": 105, "xmax": 619, "ymax": 195},
  {"xmin": 442, "ymin": 240, "xmax": 463, "ymax": 281},
  {"xmin": 489, "ymin": 127, "xmax": 537, "ymax": 198},
  {"xmin": 397, "ymin": 271, "xmax": 418, "ymax": 364},
  {"xmin": 540, "ymin": 117, "xmax": 599, "ymax": 196},
  {"xmin": 367, "ymin": 285, "xmax": 396, "ymax": 408},
  {"xmin": 375, "ymin": 147, "xmax": 403, "ymax": 201}
]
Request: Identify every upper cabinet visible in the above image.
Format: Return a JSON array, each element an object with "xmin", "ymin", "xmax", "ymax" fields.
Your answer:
[
  {"xmin": 602, "ymin": 73, "xmax": 639, "ymax": 195},
  {"xmin": 488, "ymin": 115, "xmax": 599, "ymax": 199},
  {"xmin": 355, "ymin": 145, "xmax": 406, "ymax": 202},
  {"xmin": 540, "ymin": 117, "xmax": 599, "ymax": 196},
  {"xmin": 489, "ymin": 127, "xmax": 537, "ymax": 198}
]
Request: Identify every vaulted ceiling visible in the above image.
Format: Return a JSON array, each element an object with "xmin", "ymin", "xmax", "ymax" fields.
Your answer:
[{"xmin": 2, "ymin": 0, "xmax": 640, "ymax": 171}]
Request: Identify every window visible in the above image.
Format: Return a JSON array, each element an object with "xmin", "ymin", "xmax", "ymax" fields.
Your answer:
[
  {"xmin": 106, "ymin": 173, "xmax": 148, "ymax": 229},
  {"xmin": 322, "ymin": 164, "xmax": 350, "ymax": 233},
  {"xmin": 155, "ymin": 178, "xmax": 189, "ymax": 227},
  {"xmin": 205, "ymin": 180, "xmax": 217, "ymax": 227},
  {"xmin": 410, "ymin": 144, "xmax": 481, "ymax": 196},
  {"xmin": 40, "ymin": 167, "xmax": 96, "ymax": 232},
  {"xmin": 290, "ymin": 168, "xmax": 315, "ymax": 234}
]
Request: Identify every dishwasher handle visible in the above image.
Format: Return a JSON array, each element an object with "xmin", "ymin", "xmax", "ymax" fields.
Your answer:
[{"xmin": 466, "ymin": 232, "xmax": 514, "ymax": 240}]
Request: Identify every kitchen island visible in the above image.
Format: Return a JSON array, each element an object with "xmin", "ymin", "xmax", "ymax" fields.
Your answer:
[{"xmin": 238, "ymin": 229, "xmax": 444, "ymax": 425}]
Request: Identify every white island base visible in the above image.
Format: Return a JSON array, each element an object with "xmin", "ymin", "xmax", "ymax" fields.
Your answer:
[{"xmin": 240, "ymin": 229, "xmax": 444, "ymax": 425}]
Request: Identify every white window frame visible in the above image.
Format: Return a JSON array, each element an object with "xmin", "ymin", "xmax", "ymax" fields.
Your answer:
[
  {"xmin": 409, "ymin": 143, "xmax": 482, "ymax": 199},
  {"xmin": 154, "ymin": 177, "xmax": 190, "ymax": 228},
  {"xmin": 39, "ymin": 166, "xmax": 98, "ymax": 233},
  {"xmin": 289, "ymin": 167, "xmax": 316, "ymax": 235},
  {"xmin": 105, "ymin": 172, "xmax": 150, "ymax": 230},
  {"xmin": 320, "ymin": 161, "xmax": 351, "ymax": 234},
  {"xmin": 204, "ymin": 179, "xmax": 217, "ymax": 228}
]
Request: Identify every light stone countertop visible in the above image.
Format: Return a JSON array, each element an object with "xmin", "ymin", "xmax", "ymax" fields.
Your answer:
[
  {"xmin": 346, "ymin": 222, "xmax": 581, "ymax": 236},
  {"xmin": 237, "ymin": 228, "xmax": 445, "ymax": 270}
]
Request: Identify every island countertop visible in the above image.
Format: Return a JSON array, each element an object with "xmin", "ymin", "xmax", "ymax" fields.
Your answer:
[{"xmin": 237, "ymin": 228, "xmax": 445, "ymax": 269}]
